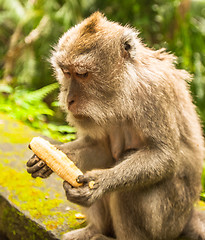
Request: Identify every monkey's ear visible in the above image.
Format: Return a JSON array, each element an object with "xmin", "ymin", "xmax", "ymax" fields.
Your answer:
[{"xmin": 122, "ymin": 28, "xmax": 139, "ymax": 59}]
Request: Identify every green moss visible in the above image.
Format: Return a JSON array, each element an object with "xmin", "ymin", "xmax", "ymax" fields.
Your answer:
[
  {"xmin": 65, "ymin": 211, "xmax": 86, "ymax": 230},
  {"xmin": 0, "ymin": 113, "xmax": 37, "ymax": 144}
]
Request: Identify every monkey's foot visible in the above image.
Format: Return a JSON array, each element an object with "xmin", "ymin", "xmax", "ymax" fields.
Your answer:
[{"xmin": 62, "ymin": 225, "xmax": 97, "ymax": 240}]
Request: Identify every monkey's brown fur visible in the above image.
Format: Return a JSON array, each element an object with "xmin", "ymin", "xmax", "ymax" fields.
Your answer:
[{"xmin": 27, "ymin": 12, "xmax": 205, "ymax": 240}]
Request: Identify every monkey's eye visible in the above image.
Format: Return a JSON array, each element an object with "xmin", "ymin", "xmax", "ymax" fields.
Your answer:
[
  {"xmin": 62, "ymin": 69, "xmax": 71, "ymax": 77},
  {"xmin": 75, "ymin": 72, "xmax": 89, "ymax": 79},
  {"xmin": 124, "ymin": 42, "xmax": 131, "ymax": 51}
]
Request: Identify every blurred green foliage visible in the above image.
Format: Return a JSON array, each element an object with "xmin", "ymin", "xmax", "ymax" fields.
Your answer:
[{"xmin": 0, "ymin": 82, "xmax": 76, "ymax": 142}]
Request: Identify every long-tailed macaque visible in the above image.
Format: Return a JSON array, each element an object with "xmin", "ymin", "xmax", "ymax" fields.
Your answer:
[{"xmin": 27, "ymin": 12, "xmax": 205, "ymax": 240}]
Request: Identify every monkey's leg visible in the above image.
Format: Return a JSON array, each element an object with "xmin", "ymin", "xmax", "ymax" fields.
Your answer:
[
  {"xmin": 86, "ymin": 195, "xmax": 115, "ymax": 238},
  {"xmin": 62, "ymin": 196, "xmax": 114, "ymax": 240},
  {"xmin": 109, "ymin": 187, "xmax": 192, "ymax": 240},
  {"xmin": 108, "ymin": 192, "xmax": 151, "ymax": 240},
  {"xmin": 181, "ymin": 209, "xmax": 205, "ymax": 240}
]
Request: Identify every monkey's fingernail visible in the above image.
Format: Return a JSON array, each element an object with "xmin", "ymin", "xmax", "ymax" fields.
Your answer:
[
  {"xmin": 39, "ymin": 161, "xmax": 45, "ymax": 167},
  {"xmin": 76, "ymin": 175, "xmax": 85, "ymax": 183},
  {"xmin": 28, "ymin": 144, "xmax": 31, "ymax": 150}
]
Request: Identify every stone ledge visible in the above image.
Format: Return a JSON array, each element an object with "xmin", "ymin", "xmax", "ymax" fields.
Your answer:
[
  {"xmin": 0, "ymin": 195, "xmax": 58, "ymax": 240},
  {"xmin": 0, "ymin": 113, "xmax": 85, "ymax": 240}
]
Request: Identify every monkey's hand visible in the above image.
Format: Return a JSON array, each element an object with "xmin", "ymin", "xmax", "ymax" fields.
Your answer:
[
  {"xmin": 26, "ymin": 154, "xmax": 53, "ymax": 178},
  {"xmin": 63, "ymin": 169, "xmax": 108, "ymax": 207}
]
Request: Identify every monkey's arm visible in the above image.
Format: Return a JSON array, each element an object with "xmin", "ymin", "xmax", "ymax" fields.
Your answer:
[
  {"xmin": 63, "ymin": 144, "xmax": 177, "ymax": 207},
  {"xmin": 105, "ymin": 145, "xmax": 176, "ymax": 189},
  {"xmin": 57, "ymin": 136, "xmax": 113, "ymax": 172},
  {"xmin": 27, "ymin": 136, "xmax": 113, "ymax": 178}
]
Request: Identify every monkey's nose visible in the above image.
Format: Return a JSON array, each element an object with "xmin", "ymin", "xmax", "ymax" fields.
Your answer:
[
  {"xmin": 68, "ymin": 99, "xmax": 75, "ymax": 109},
  {"xmin": 69, "ymin": 100, "xmax": 75, "ymax": 106}
]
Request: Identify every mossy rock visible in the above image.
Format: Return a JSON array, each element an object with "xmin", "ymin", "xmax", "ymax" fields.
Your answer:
[{"xmin": 0, "ymin": 113, "xmax": 85, "ymax": 240}]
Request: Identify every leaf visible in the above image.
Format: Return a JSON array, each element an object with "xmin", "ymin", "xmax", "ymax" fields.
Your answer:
[
  {"xmin": 47, "ymin": 123, "xmax": 76, "ymax": 134},
  {"xmin": 23, "ymin": 83, "xmax": 59, "ymax": 103}
]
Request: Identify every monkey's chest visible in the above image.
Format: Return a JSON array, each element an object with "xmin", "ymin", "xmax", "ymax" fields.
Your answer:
[{"xmin": 108, "ymin": 124, "xmax": 142, "ymax": 161}]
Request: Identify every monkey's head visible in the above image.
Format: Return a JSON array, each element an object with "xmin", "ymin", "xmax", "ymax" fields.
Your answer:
[{"xmin": 51, "ymin": 12, "xmax": 175, "ymax": 136}]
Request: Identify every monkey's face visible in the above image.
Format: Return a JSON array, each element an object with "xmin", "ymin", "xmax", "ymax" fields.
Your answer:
[{"xmin": 51, "ymin": 12, "xmax": 140, "ymax": 127}]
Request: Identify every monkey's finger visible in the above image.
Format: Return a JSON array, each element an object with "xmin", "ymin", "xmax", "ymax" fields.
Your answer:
[
  {"xmin": 27, "ymin": 160, "xmax": 45, "ymax": 173},
  {"xmin": 26, "ymin": 154, "xmax": 40, "ymax": 167},
  {"xmin": 31, "ymin": 164, "xmax": 49, "ymax": 178},
  {"xmin": 41, "ymin": 168, "xmax": 53, "ymax": 178},
  {"xmin": 76, "ymin": 175, "xmax": 88, "ymax": 184},
  {"xmin": 76, "ymin": 175, "xmax": 95, "ymax": 188},
  {"xmin": 36, "ymin": 165, "xmax": 51, "ymax": 178}
]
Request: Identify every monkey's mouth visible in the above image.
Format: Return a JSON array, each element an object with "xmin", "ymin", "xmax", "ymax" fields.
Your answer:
[
  {"xmin": 67, "ymin": 104, "xmax": 92, "ymax": 121},
  {"xmin": 73, "ymin": 114, "xmax": 85, "ymax": 119},
  {"xmin": 72, "ymin": 113, "xmax": 91, "ymax": 120}
]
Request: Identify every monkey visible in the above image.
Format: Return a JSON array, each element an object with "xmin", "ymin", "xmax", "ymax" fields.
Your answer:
[{"xmin": 27, "ymin": 12, "xmax": 205, "ymax": 240}]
